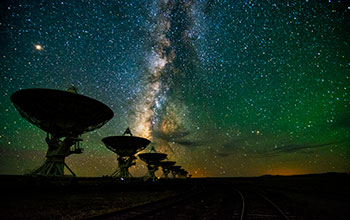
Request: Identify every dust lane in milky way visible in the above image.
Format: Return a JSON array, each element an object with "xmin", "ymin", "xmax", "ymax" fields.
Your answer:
[
  {"xmin": 132, "ymin": 1, "xmax": 201, "ymax": 159},
  {"xmin": 0, "ymin": 0, "xmax": 349, "ymax": 177}
]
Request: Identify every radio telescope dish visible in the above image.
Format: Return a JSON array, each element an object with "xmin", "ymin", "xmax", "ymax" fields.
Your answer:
[
  {"xmin": 102, "ymin": 136, "xmax": 150, "ymax": 157},
  {"xmin": 178, "ymin": 169, "xmax": 188, "ymax": 178},
  {"xmin": 10, "ymin": 88, "xmax": 114, "ymax": 176},
  {"xmin": 11, "ymin": 88, "xmax": 113, "ymax": 137},
  {"xmin": 160, "ymin": 161, "xmax": 176, "ymax": 168},
  {"xmin": 169, "ymin": 165, "xmax": 181, "ymax": 178},
  {"xmin": 170, "ymin": 165, "xmax": 181, "ymax": 171},
  {"xmin": 159, "ymin": 161, "xmax": 176, "ymax": 179},
  {"xmin": 138, "ymin": 146, "xmax": 167, "ymax": 181},
  {"xmin": 102, "ymin": 128, "xmax": 150, "ymax": 178},
  {"xmin": 138, "ymin": 152, "xmax": 168, "ymax": 164}
]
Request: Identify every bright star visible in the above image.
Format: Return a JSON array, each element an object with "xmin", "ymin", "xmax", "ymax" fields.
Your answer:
[{"xmin": 34, "ymin": 44, "xmax": 43, "ymax": 50}]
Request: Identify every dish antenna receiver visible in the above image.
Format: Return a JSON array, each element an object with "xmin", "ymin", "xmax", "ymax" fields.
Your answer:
[
  {"xmin": 102, "ymin": 128, "xmax": 150, "ymax": 178},
  {"xmin": 138, "ymin": 146, "xmax": 167, "ymax": 181},
  {"xmin": 10, "ymin": 88, "xmax": 114, "ymax": 176}
]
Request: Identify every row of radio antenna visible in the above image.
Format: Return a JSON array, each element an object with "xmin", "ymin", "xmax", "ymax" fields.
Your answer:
[
  {"xmin": 103, "ymin": 127, "xmax": 189, "ymax": 181},
  {"xmin": 10, "ymin": 88, "xmax": 190, "ymax": 180}
]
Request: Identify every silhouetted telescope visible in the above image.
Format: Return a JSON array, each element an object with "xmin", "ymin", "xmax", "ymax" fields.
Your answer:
[
  {"xmin": 172, "ymin": 167, "xmax": 188, "ymax": 178},
  {"xmin": 159, "ymin": 161, "xmax": 176, "ymax": 179},
  {"xmin": 138, "ymin": 146, "xmax": 167, "ymax": 181},
  {"xmin": 169, "ymin": 165, "xmax": 181, "ymax": 178},
  {"xmin": 178, "ymin": 169, "xmax": 188, "ymax": 178},
  {"xmin": 10, "ymin": 88, "xmax": 114, "ymax": 176},
  {"xmin": 102, "ymin": 128, "xmax": 150, "ymax": 178}
]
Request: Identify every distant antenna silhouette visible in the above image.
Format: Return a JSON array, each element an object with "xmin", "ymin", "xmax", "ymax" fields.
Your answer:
[
  {"xmin": 167, "ymin": 165, "xmax": 189, "ymax": 179},
  {"xmin": 138, "ymin": 146, "xmax": 168, "ymax": 181},
  {"xmin": 159, "ymin": 161, "xmax": 176, "ymax": 179},
  {"xmin": 102, "ymin": 128, "xmax": 150, "ymax": 178}
]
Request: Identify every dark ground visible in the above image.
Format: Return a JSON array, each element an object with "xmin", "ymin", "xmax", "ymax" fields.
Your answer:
[{"xmin": 0, "ymin": 173, "xmax": 349, "ymax": 219}]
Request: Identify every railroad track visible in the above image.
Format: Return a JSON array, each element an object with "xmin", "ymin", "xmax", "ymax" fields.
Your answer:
[
  {"xmin": 201, "ymin": 186, "xmax": 292, "ymax": 220},
  {"xmin": 238, "ymin": 189, "xmax": 291, "ymax": 220},
  {"xmin": 85, "ymin": 184, "xmax": 295, "ymax": 220},
  {"xmin": 85, "ymin": 183, "xmax": 205, "ymax": 220}
]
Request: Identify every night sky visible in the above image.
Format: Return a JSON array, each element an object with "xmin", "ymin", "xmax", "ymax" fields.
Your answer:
[{"xmin": 0, "ymin": 0, "xmax": 349, "ymax": 177}]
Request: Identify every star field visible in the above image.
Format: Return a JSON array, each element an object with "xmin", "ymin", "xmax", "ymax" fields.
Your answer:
[{"xmin": 0, "ymin": 0, "xmax": 349, "ymax": 177}]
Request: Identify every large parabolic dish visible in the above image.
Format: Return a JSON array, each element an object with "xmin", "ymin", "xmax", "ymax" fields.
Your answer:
[
  {"xmin": 170, "ymin": 166, "xmax": 181, "ymax": 172},
  {"xmin": 11, "ymin": 88, "xmax": 114, "ymax": 137},
  {"xmin": 102, "ymin": 136, "xmax": 150, "ymax": 157},
  {"xmin": 159, "ymin": 161, "xmax": 176, "ymax": 168},
  {"xmin": 138, "ymin": 152, "xmax": 168, "ymax": 164}
]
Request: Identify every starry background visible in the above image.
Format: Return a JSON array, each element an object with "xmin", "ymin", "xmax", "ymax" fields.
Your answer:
[{"xmin": 0, "ymin": 0, "xmax": 349, "ymax": 177}]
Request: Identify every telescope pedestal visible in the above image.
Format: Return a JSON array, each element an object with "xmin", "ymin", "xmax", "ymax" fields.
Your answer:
[
  {"xmin": 32, "ymin": 135, "xmax": 82, "ymax": 177},
  {"xmin": 32, "ymin": 156, "xmax": 76, "ymax": 176},
  {"xmin": 145, "ymin": 164, "xmax": 159, "ymax": 182},
  {"xmin": 171, "ymin": 170, "xmax": 177, "ymax": 178},
  {"xmin": 111, "ymin": 155, "xmax": 136, "ymax": 178},
  {"xmin": 162, "ymin": 168, "xmax": 170, "ymax": 179}
]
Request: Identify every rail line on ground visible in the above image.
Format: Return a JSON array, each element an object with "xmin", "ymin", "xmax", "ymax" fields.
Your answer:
[
  {"xmin": 238, "ymin": 188, "xmax": 291, "ymax": 220},
  {"xmin": 236, "ymin": 189, "xmax": 245, "ymax": 220},
  {"xmin": 85, "ymin": 184, "xmax": 294, "ymax": 220},
  {"xmin": 84, "ymin": 183, "xmax": 205, "ymax": 220}
]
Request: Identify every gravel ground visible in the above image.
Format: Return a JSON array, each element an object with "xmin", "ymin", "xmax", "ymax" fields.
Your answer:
[{"xmin": 1, "ymin": 190, "xmax": 178, "ymax": 219}]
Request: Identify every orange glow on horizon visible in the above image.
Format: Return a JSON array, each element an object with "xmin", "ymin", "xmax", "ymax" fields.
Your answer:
[{"xmin": 266, "ymin": 167, "xmax": 309, "ymax": 176}]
